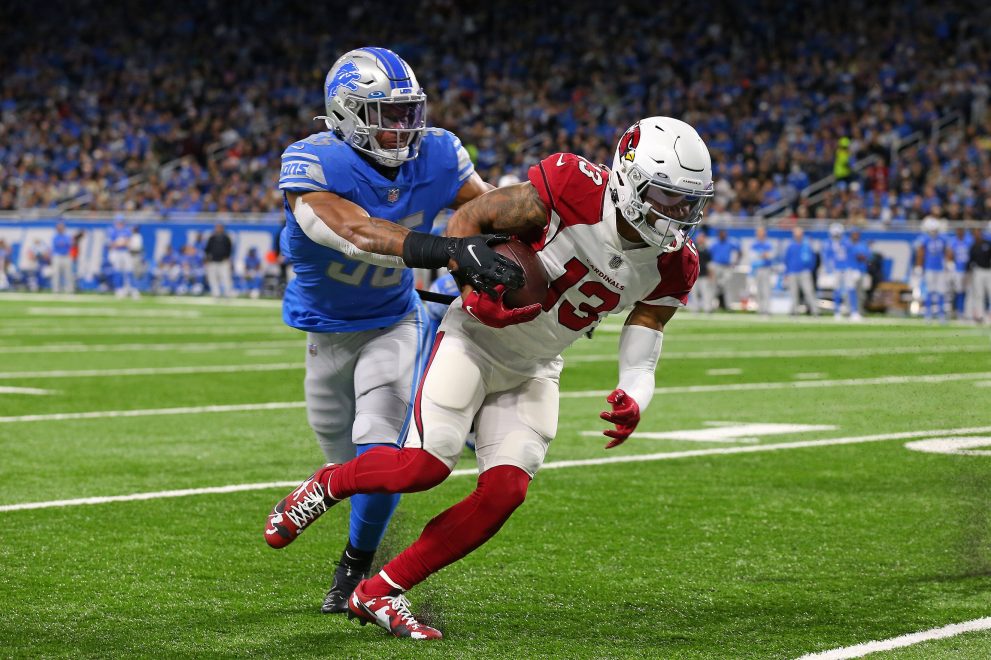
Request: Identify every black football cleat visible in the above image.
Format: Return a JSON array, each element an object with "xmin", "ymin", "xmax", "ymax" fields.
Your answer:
[{"xmin": 321, "ymin": 562, "xmax": 369, "ymax": 614}]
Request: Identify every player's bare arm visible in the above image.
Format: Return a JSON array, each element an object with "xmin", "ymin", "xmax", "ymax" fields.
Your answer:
[
  {"xmin": 288, "ymin": 191, "xmax": 410, "ymax": 259},
  {"xmin": 446, "ymin": 181, "xmax": 548, "ymax": 237},
  {"xmin": 624, "ymin": 301, "xmax": 679, "ymax": 332},
  {"xmin": 288, "ymin": 189, "xmax": 523, "ymax": 286},
  {"xmin": 449, "ymin": 172, "xmax": 495, "ymax": 209}
]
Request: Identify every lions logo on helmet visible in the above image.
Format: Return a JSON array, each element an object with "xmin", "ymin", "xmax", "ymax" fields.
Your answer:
[
  {"xmin": 326, "ymin": 61, "xmax": 361, "ymax": 98},
  {"xmin": 316, "ymin": 47, "xmax": 428, "ymax": 168}
]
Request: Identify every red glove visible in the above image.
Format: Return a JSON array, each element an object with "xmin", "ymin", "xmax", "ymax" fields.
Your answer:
[
  {"xmin": 463, "ymin": 285, "xmax": 541, "ymax": 329},
  {"xmin": 599, "ymin": 389, "xmax": 640, "ymax": 449}
]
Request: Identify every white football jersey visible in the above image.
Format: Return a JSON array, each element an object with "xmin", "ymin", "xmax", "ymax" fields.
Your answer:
[{"xmin": 440, "ymin": 153, "xmax": 698, "ymax": 376}]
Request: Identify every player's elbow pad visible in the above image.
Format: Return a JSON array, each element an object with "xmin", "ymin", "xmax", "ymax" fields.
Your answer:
[
  {"xmin": 293, "ymin": 195, "xmax": 405, "ymax": 268},
  {"xmin": 616, "ymin": 324, "xmax": 663, "ymax": 412}
]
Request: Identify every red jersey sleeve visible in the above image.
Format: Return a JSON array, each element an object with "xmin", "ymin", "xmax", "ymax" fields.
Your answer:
[
  {"xmin": 526, "ymin": 153, "xmax": 608, "ymax": 249},
  {"xmin": 643, "ymin": 238, "xmax": 701, "ymax": 306}
]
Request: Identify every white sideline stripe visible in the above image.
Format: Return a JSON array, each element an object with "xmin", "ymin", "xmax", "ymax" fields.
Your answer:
[
  {"xmin": 0, "ymin": 363, "xmax": 303, "ymax": 381},
  {"xmin": 796, "ymin": 616, "xmax": 991, "ymax": 659},
  {"xmin": 0, "ymin": 292, "xmax": 281, "ymax": 308},
  {"xmin": 2, "ymin": 425, "xmax": 991, "ymax": 513},
  {"xmin": 593, "ymin": 328, "xmax": 988, "ymax": 341},
  {"xmin": 0, "ymin": 386, "xmax": 55, "ymax": 395},
  {"xmin": 26, "ymin": 306, "xmax": 202, "ymax": 318},
  {"xmin": 0, "ymin": 340, "xmax": 300, "ymax": 354},
  {"xmin": 0, "ymin": 401, "xmax": 306, "ymax": 423},
  {"xmin": 567, "ymin": 344, "xmax": 989, "ymax": 362},
  {"xmin": 0, "ymin": 327, "xmax": 290, "ymax": 337},
  {"xmin": 559, "ymin": 372, "xmax": 991, "ymax": 398}
]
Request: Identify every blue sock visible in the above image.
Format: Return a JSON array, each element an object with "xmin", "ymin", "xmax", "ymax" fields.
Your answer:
[
  {"xmin": 833, "ymin": 289, "xmax": 842, "ymax": 314},
  {"xmin": 935, "ymin": 293, "xmax": 946, "ymax": 320},
  {"xmin": 848, "ymin": 289, "xmax": 858, "ymax": 314},
  {"xmin": 348, "ymin": 443, "xmax": 401, "ymax": 552}
]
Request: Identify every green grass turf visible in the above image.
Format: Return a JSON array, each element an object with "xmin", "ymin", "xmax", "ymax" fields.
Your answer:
[{"xmin": 0, "ymin": 293, "xmax": 989, "ymax": 658}]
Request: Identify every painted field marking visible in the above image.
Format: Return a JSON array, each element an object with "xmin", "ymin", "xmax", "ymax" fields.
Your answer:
[
  {"xmin": 0, "ymin": 292, "xmax": 280, "ymax": 309},
  {"xmin": 794, "ymin": 372, "xmax": 827, "ymax": 380},
  {"xmin": 567, "ymin": 344, "xmax": 989, "ymax": 362},
  {"xmin": 26, "ymin": 306, "xmax": 202, "ymax": 318},
  {"xmin": 0, "ymin": 363, "xmax": 303, "ymax": 381},
  {"xmin": 0, "ymin": 340, "xmax": 300, "ymax": 354},
  {"xmin": 0, "ymin": 326, "xmax": 291, "ymax": 337},
  {"xmin": 2, "ymin": 425, "xmax": 990, "ymax": 513},
  {"xmin": 796, "ymin": 616, "xmax": 991, "ymax": 659},
  {"xmin": 559, "ymin": 371, "xmax": 991, "ymax": 399},
  {"xmin": 581, "ymin": 423, "xmax": 837, "ymax": 444},
  {"xmin": 0, "ymin": 401, "xmax": 306, "ymax": 423},
  {"xmin": 904, "ymin": 437, "xmax": 991, "ymax": 456},
  {"xmin": 706, "ymin": 368, "xmax": 742, "ymax": 376},
  {"xmin": 0, "ymin": 386, "xmax": 55, "ymax": 395}
]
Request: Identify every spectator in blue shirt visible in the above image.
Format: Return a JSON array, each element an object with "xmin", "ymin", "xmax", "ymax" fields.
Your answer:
[
  {"xmin": 782, "ymin": 227, "xmax": 819, "ymax": 316},
  {"xmin": 748, "ymin": 226, "xmax": 776, "ymax": 316},
  {"xmin": 50, "ymin": 222, "xmax": 75, "ymax": 293},
  {"xmin": 243, "ymin": 247, "xmax": 263, "ymax": 299},
  {"xmin": 708, "ymin": 228, "xmax": 740, "ymax": 311}
]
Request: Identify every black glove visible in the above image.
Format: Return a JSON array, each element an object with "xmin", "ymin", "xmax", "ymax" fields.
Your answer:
[
  {"xmin": 446, "ymin": 235, "xmax": 524, "ymax": 295},
  {"xmin": 402, "ymin": 231, "xmax": 524, "ymax": 295}
]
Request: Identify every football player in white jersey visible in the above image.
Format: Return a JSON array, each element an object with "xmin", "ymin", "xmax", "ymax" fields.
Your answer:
[{"xmin": 264, "ymin": 117, "xmax": 713, "ymax": 639}]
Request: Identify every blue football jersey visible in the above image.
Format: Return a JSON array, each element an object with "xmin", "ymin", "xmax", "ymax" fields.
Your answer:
[
  {"xmin": 822, "ymin": 238, "xmax": 851, "ymax": 272},
  {"xmin": 919, "ymin": 235, "xmax": 947, "ymax": 272},
  {"xmin": 950, "ymin": 235, "xmax": 972, "ymax": 272},
  {"xmin": 278, "ymin": 129, "xmax": 474, "ymax": 332}
]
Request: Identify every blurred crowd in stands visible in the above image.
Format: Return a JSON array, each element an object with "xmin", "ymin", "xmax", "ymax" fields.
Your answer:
[{"xmin": 1, "ymin": 0, "xmax": 990, "ymax": 224}]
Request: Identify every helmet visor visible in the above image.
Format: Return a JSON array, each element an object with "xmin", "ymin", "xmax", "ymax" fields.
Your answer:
[
  {"xmin": 364, "ymin": 99, "xmax": 427, "ymax": 149},
  {"xmin": 640, "ymin": 180, "xmax": 712, "ymax": 247}
]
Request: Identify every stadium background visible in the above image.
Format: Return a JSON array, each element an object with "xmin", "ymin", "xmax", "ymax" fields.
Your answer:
[
  {"xmin": 1, "ymin": 0, "xmax": 990, "ymax": 302},
  {"xmin": 1, "ymin": 1, "xmax": 990, "ymax": 658}
]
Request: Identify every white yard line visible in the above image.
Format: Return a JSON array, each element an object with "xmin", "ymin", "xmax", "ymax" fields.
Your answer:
[
  {"xmin": 0, "ymin": 292, "xmax": 281, "ymax": 308},
  {"xmin": 560, "ymin": 371, "xmax": 991, "ymax": 398},
  {"xmin": 0, "ymin": 340, "xmax": 300, "ymax": 354},
  {"xmin": 567, "ymin": 344, "xmax": 989, "ymax": 362},
  {"xmin": 0, "ymin": 362, "xmax": 303, "ymax": 381},
  {"xmin": 796, "ymin": 616, "xmax": 991, "ymax": 659},
  {"xmin": 2, "ymin": 425, "xmax": 990, "ymax": 513},
  {"xmin": 0, "ymin": 401, "xmax": 306, "ymax": 423},
  {"xmin": 25, "ymin": 306, "xmax": 203, "ymax": 318},
  {"xmin": 0, "ymin": 386, "xmax": 55, "ymax": 395},
  {"xmin": 0, "ymin": 326, "xmax": 290, "ymax": 337}
]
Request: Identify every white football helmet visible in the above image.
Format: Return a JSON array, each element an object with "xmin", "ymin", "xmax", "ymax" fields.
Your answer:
[
  {"xmin": 317, "ymin": 47, "xmax": 427, "ymax": 167},
  {"xmin": 829, "ymin": 222, "xmax": 845, "ymax": 237},
  {"xmin": 921, "ymin": 217, "xmax": 942, "ymax": 235},
  {"xmin": 608, "ymin": 117, "xmax": 714, "ymax": 252}
]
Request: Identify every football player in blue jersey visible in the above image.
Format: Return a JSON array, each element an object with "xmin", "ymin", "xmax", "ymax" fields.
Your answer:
[
  {"xmin": 274, "ymin": 47, "xmax": 522, "ymax": 614},
  {"xmin": 914, "ymin": 217, "xmax": 952, "ymax": 322},
  {"xmin": 822, "ymin": 223, "xmax": 860, "ymax": 320},
  {"xmin": 948, "ymin": 225, "xmax": 973, "ymax": 319}
]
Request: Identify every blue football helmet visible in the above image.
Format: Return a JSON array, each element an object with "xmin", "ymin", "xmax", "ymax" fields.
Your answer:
[{"xmin": 317, "ymin": 47, "xmax": 427, "ymax": 167}]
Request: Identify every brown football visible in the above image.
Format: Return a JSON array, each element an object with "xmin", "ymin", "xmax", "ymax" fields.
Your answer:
[{"xmin": 492, "ymin": 239, "xmax": 549, "ymax": 309}]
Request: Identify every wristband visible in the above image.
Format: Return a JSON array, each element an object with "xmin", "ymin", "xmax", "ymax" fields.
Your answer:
[{"xmin": 402, "ymin": 232, "xmax": 453, "ymax": 269}]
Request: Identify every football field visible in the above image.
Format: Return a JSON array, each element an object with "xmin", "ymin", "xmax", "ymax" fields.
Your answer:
[{"xmin": 1, "ymin": 293, "xmax": 989, "ymax": 659}]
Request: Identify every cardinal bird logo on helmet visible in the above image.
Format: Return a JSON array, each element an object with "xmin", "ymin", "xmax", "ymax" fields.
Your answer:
[{"xmin": 618, "ymin": 123, "xmax": 641, "ymax": 162}]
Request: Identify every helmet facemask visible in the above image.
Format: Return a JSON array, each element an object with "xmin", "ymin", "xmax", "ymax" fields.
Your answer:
[
  {"xmin": 327, "ymin": 94, "xmax": 427, "ymax": 168},
  {"xmin": 617, "ymin": 162, "xmax": 712, "ymax": 252}
]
